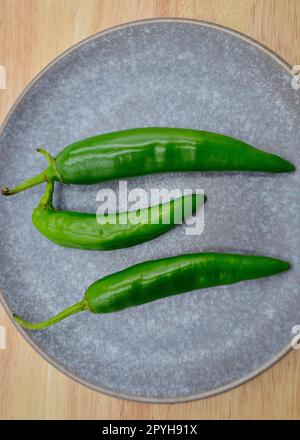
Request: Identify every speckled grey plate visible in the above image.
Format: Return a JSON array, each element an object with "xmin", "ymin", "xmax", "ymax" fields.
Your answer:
[{"xmin": 0, "ymin": 19, "xmax": 299, "ymax": 403}]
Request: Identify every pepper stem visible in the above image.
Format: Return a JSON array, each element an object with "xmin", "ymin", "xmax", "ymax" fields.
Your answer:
[
  {"xmin": 39, "ymin": 179, "xmax": 55, "ymax": 208},
  {"xmin": 1, "ymin": 148, "xmax": 61, "ymax": 196},
  {"xmin": 13, "ymin": 300, "xmax": 86, "ymax": 330}
]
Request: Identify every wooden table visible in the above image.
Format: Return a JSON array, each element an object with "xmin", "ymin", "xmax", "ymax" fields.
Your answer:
[{"xmin": 0, "ymin": 0, "xmax": 299, "ymax": 420}]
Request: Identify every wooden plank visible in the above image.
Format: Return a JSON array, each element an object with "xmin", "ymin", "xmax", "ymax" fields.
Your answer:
[{"xmin": 0, "ymin": 0, "xmax": 299, "ymax": 419}]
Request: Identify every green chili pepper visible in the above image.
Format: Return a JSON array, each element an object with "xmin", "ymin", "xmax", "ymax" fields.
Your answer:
[
  {"xmin": 32, "ymin": 180, "xmax": 205, "ymax": 250},
  {"xmin": 13, "ymin": 253, "xmax": 290, "ymax": 330},
  {"xmin": 1, "ymin": 128, "xmax": 295, "ymax": 196}
]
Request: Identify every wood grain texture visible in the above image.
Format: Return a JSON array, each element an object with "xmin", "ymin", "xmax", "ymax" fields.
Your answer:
[{"xmin": 0, "ymin": 0, "xmax": 299, "ymax": 420}]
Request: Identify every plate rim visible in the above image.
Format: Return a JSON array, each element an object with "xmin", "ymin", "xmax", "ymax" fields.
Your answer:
[{"xmin": 0, "ymin": 17, "xmax": 294, "ymax": 404}]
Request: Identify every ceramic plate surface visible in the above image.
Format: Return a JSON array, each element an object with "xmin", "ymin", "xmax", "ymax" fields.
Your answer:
[{"xmin": 0, "ymin": 19, "xmax": 299, "ymax": 402}]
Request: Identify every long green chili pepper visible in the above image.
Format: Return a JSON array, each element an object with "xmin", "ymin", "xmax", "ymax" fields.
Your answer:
[
  {"xmin": 13, "ymin": 253, "xmax": 290, "ymax": 330},
  {"xmin": 1, "ymin": 128, "xmax": 295, "ymax": 196},
  {"xmin": 32, "ymin": 180, "xmax": 205, "ymax": 250}
]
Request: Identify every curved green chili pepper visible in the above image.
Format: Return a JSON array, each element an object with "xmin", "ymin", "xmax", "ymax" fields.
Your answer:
[
  {"xmin": 32, "ymin": 180, "xmax": 205, "ymax": 250},
  {"xmin": 2, "ymin": 128, "xmax": 295, "ymax": 196},
  {"xmin": 14, "ymin": 253, "xmax": 290, "ymax": 330}
]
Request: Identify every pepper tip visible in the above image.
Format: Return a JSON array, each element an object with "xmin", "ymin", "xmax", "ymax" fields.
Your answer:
[
  {"xmin": 290, "ymin": 163, "xmax": 296, "ymax": 172},
  {"xmin": 282, "ymin": 159, "xmax": 296, "ymax": 173}
]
